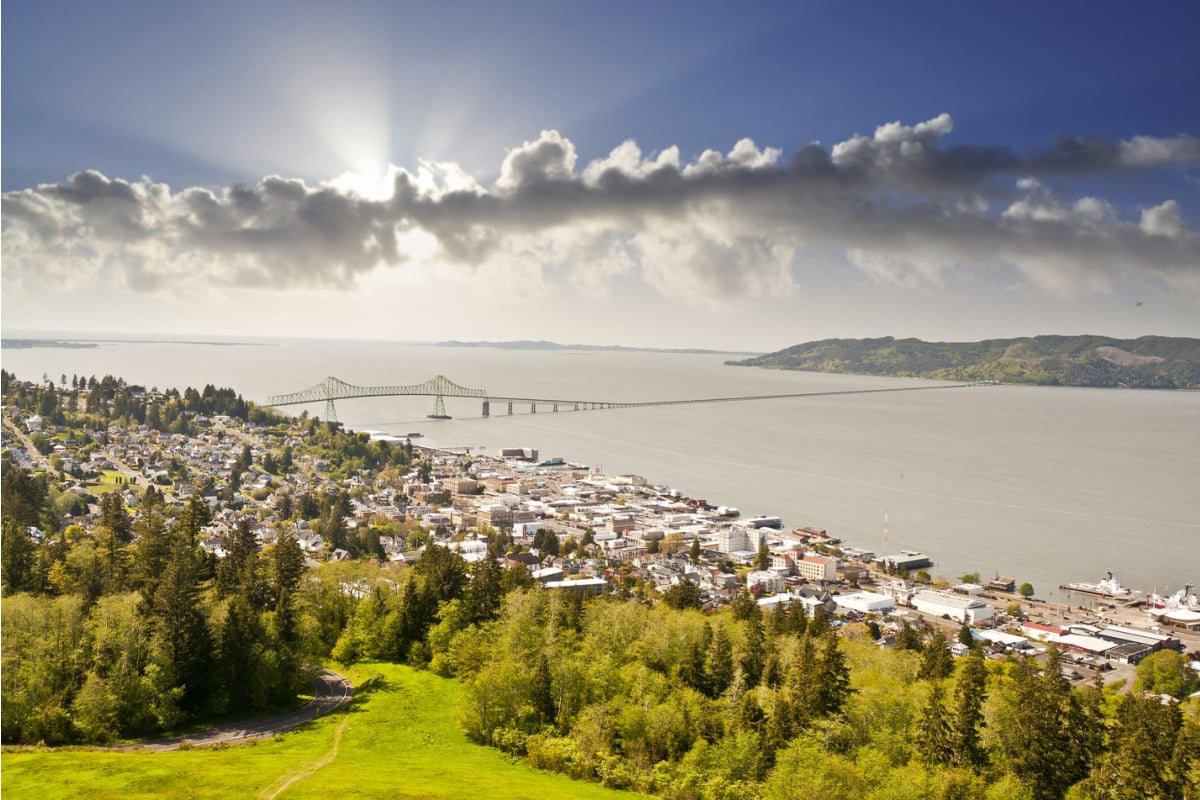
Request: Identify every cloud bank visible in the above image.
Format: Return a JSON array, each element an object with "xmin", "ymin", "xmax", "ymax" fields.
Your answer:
[{"xmin": 3, "ymin": 114, "xmax": 1198, "ymax": 303}]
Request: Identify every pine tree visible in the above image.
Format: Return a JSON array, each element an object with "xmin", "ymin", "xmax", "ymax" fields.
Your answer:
[
  {"xmin": 149, "ymin": 533, "xmax": 211, "ymax": 714},
  {"xmin": 531, "ymin": 651, "xmax": 556, "ymax": 727},
  {"xmin": 816, "ymin": 633, "xmax": 853, "ymax": 716},
  {"xmin": 949, "ymin": 651, "xmax": 988, "ymax": 769},
  {"xmin": 919, "ymin": 630, "xmax": 956, "ymax": 681},
  {"xmin": 706, "ymin": 624, "xmax": 735, "ymax": 697},
  {"xmin": 740, "ymin": 614, "xmax": 766, "ymax": 687},
  {"xmin": 915, "ymin": 683, "xmax": 952, "ymax": 766},
  {"xmin": 463, "ymin": 551, "xmax": 504, "ymax": 626}
]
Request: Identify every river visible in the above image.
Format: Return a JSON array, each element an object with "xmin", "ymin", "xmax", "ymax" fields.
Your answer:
[{"xmin": 3, "ymin": 336, "xmax": 1197, "ymax": 599}]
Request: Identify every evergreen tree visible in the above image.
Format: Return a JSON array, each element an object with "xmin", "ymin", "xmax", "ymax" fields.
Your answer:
[
  {"xmin": 816, "ymin": 633, "xmax": 853, "ymax": 717},
  {"xmin": 896, "ymin": 620, "xmax": 924, "ymax": 651},
  {"xmin": 214, "ymin": 596, "xmax": 265, "ymax": 713},
  {"xmin": 1, "ymin": 517, "xmax": 36, "ymax": 595},
  {"xmin": 99, "ymin": 492, "xmax": 132, "ymax": 543},
  {"xmin": 662, "ymin": 579, "xmax": 703, "ymax": 610},
  {"xmin": 531, "ymin": 650, "xmax": 556, "ymax": 727},
  {"xmin": 1082, "ymin": 694, "xmax": 1183, "ymax": 800},
  {"xmin": 998, "ymin": 648, "xmax": 1090, "ymax": 800},
  {"xmin": 915, "ymin": 683, "xmax": 952, "ymax": 766},
  {"xmin": 148, "ymin": 532, "xmax": 211, "ymax": 714},
  {"xmin": 918, "ymin": 630, "xmax": 956, "ymax": 681},
  {"xmin": 740, "ymin": 613, "xmax": 766, "ymax": 687},
  {"xmin": 689, "ymin": 537, "xmax": 701, "ymax": 565},
  {"xmin": 681, "ymin": 622, "xmax": 713, "ymax": 695},
  {"xmin": 706, "ymin": 623, "xmax": 735, "ymax": 697},
  {"xmin": 949, "ymin": 651, "xmax": 988, "ymax": 769},
  {"xmin": 217, "ymin": 518, "xmax": 265, "ymax": 606},
  {"xmin": 463, "ymin": 551, "xmax": 504, "ymax": 626}
]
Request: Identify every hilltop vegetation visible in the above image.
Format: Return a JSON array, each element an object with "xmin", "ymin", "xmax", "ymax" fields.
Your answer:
[
  {"xmin": 727, "ymin": 335, "xmax": 1200, "ymax": 389},
  {"xmin": 5, "ymin": 371, "xmax": 1200, "ymax": 800},
  {"xmin": 1, "ymin": 663, "xmax": 641, "ymax": 800}
]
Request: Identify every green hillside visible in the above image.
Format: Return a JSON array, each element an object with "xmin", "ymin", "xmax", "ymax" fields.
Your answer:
[
  {"xmin": 727, "ymin": 335, "xmax": 1200, "ymax": 388},
  {"xmin": 0, "ymin": 664, "xmax": 644, "ymax": 800}
]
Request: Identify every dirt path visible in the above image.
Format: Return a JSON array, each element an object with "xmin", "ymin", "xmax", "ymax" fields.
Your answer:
[
  {"xmin": 108, "ymin": 668, "xmax": 352, "ymax": 752},
  {"xmin": 257, "ymin": 712, "xmax": 352, "ymax": 799}
]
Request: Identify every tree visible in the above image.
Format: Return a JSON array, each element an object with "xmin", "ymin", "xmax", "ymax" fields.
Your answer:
[
  {"xmin": 1018, "ymin": 582, "xmax": 1035, "ymax": 599},
  {"xmin": 960, "ymin": 572, "xmax": 981, "ymax": 585},
  {"xmin": 705, "ymin": 624, "xmax": 735, "ymax": 697},
  {"xmin": 755, "ymin": 542, "xmax": 770, "ymax": 571},
  {"xmin": 1135, "ymin": 649, "xmax": 1200, "ymax": 700},
  {"xmin": 896, "ymin": 621, "xmax": 924, "ymax": 651},
  {"xmin": 689, "ymin": 537, "xmax": 701, "ymax": 565},
  {"xmin": 915, "ymin": 683, "xmax": 952, "ymax": 766},
  {"xmin": 148, "ymin": 532, "xmax": 211, "ymax": 714},
  {"xmin": 1080, "ymin": 694, "xmax": 1183, "ymax": 800},
  {"xmin": 662, "ymin": 579, "xmax": 702, "ymax": 610},
  {"xmin": 463, "ymin": 551, "xmax": 504, "ymax": 626},
  {"xmin": 918, "ymin": 630, "xmax": 956, "ymax": 681},
  {"xmin": 949, "ymin": 651, "xmax": 988, "ymax": 769},
  {"xmin": 815, "ymin": 633, "xmax": 853, "ymax": 716},
  {"xmin": 217, "ymin": 518, "xmax": 264, "ymax": 605},
  {"xmin": 995, "ymin": 648, "xmax": 1089, "ymax": 800}
]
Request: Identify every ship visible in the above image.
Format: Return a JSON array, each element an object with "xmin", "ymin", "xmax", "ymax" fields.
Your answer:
[
  {"xmin": 1146, "ymin": 583, "xmax": 1200, "ymax": 627},
  {"xmin": 1061, "ymin": 570, "xmax": 1140, "ymax": 598},
  {"xmin": 1146, "ymin": 583, "xmax": 1200, "ymax": 612}
]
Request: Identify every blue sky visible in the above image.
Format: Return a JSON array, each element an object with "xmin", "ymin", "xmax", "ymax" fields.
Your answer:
[{"xmin": 3, "ymin": 0, "xmax": 1199, "ymax": 348}]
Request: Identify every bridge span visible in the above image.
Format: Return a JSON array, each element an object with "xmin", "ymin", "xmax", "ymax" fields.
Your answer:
[{"xmin": 267, "ymin": 374, "xmax": 994, "ymax": 422}]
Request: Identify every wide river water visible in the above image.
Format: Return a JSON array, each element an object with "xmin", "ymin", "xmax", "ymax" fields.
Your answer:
[{"xmin": 4, "ymin": 337, "xmax": 1197, "ymax": 599}]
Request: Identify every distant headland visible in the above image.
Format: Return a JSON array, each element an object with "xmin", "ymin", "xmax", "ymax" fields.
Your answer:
[
  {"xmin": 727, "ymin": 335, "xmax": 1200, "ymax": 389},
  {"xmin": 437, "ymin": 339, "xmax": 754, "ymax": 356}
]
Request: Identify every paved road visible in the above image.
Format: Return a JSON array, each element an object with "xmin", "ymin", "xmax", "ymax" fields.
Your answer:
[{"xmin": 109, "ymin": 668, "xmax": 353, "ymax": 752}]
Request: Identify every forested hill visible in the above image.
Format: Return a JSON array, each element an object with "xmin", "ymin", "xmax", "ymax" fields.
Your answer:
[{"xmin": 727, "ymin": 335, "xmax": 1200, "ymax": 389}]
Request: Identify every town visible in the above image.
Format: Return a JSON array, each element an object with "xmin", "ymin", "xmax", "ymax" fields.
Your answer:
[{"xmin": 4, "ymin": 371, "xmax": 1193, "ymax": 692}]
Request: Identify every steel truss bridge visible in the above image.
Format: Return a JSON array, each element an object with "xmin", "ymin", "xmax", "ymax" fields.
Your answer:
[{"xmin": 267, "ymin": 374, "xmax": 993, "ymax": 422}]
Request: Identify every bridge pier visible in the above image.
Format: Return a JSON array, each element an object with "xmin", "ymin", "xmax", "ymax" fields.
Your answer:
[
  {"xmin": 574, "ymin": 403, "xmax": 580, "ymax": 411},
  {"xmin": 507, "ymin": 402, "xmax": 513, "ymax": 415},
  {"xmin": 482, "ymin": 400, "xmax": 489, "ymax": 417},
  {"xmin": 553, "ymin": 403, "xmax": 558, "ymax": 412},
  {"xmin": 531, "ymin": 403, "xmax": 536, "ymax": 414}
]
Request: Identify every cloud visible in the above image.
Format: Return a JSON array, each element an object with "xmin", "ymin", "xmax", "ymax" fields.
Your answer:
[{"xmin": 3, "ymin": 114, "xmax": 1198, "ymax": 304}]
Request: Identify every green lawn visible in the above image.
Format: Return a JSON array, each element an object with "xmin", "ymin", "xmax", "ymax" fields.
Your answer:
[{"xmin": 1, "ymin": 664, "xmax": 644, "ymax": 800}]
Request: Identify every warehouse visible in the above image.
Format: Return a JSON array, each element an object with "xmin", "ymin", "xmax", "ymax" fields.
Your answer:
[{"xmin": 912, "ymin": 590, "xmax": 994, "ymax": 625}]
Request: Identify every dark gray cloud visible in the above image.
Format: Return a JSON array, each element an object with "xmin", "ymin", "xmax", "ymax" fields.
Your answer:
[{"xmin": 3, "ymin": 115, "xmax": 1198, "ymax": 300}]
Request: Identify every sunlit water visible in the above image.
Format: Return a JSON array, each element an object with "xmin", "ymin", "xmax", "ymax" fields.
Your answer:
[{"xmin": 4, "ymin": 337, "xmax": 1198, "ymax": 598}]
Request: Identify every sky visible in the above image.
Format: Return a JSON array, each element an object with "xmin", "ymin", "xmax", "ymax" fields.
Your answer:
[{"xmin": 3, "ymin": 0, "xmax": 1199, "ymax": 351}]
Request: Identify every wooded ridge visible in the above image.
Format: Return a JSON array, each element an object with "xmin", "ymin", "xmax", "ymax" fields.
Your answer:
[{"xmin": 727, "ymin": 335, "xmax": 1200, "ymax": 389}]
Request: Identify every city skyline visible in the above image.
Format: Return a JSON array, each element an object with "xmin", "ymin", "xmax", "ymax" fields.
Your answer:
[{"xmin": 3, "ymin": 1, "xmax": 1199, "ymax": 350}]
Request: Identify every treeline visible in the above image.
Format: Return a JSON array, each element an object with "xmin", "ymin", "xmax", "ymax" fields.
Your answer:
[
  {"xmin": 424, "ymin": 589, "xmax": 1197, "ymax": 800},
  {"xmin": 2, "ymin": 488, "xmax": 306, "ymax": 743},
  {"xmin": 727, "ymin": 335, "xmax": 1200, "ymax": 389},
  {"xmin": 1, "ymin": 370, "xmax": 287, "ymax": 433}
]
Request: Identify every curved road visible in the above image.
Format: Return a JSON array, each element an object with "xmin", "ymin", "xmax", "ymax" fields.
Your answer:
[{"xmin": 110, "ymin": 668, "xmax": 352, "ymax": 752}]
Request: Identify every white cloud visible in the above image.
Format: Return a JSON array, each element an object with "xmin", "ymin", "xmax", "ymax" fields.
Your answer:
[{"xmin": 3, "ymin": 115, "xmax": 1198, "ymax": 314}]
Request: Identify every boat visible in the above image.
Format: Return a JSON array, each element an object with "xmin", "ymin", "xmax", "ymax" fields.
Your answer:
[
  {"xmin": 426, "ymin": 414, "xmax": 452, "ymax": 420},
  {"xmin": 1146, "ymin": 583, "xmax": 1200, "ymax": 613},
  {"xmin": 1061, "ymin": 570, "xmax": 1140, "ymax": 598}
]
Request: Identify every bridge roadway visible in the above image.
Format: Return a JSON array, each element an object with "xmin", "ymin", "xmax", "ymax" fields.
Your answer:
[{"xmin": 268, "ymin": 375, "xmax": 994, "ymax": 421}]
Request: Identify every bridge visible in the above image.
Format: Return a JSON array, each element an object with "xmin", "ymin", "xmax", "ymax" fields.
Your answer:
[{"xmin": 267, "ymin": 374, "xmax": 995, "ymax": 422}]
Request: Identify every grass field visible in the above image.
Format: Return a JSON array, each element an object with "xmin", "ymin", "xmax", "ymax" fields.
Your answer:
[{"xmin": 1, "ymin": 664, "xmax": 644, "ymax": 800}]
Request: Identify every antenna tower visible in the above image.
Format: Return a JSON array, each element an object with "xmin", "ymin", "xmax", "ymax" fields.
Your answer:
[{"xmin": 882, "ymin": 510, "xmax": 889, "ymax": 558}]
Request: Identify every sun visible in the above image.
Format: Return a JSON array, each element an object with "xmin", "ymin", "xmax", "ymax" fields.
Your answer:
[{"xmin": 327, "ymin": 167, "xmax": 396, "ymax": 201}]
